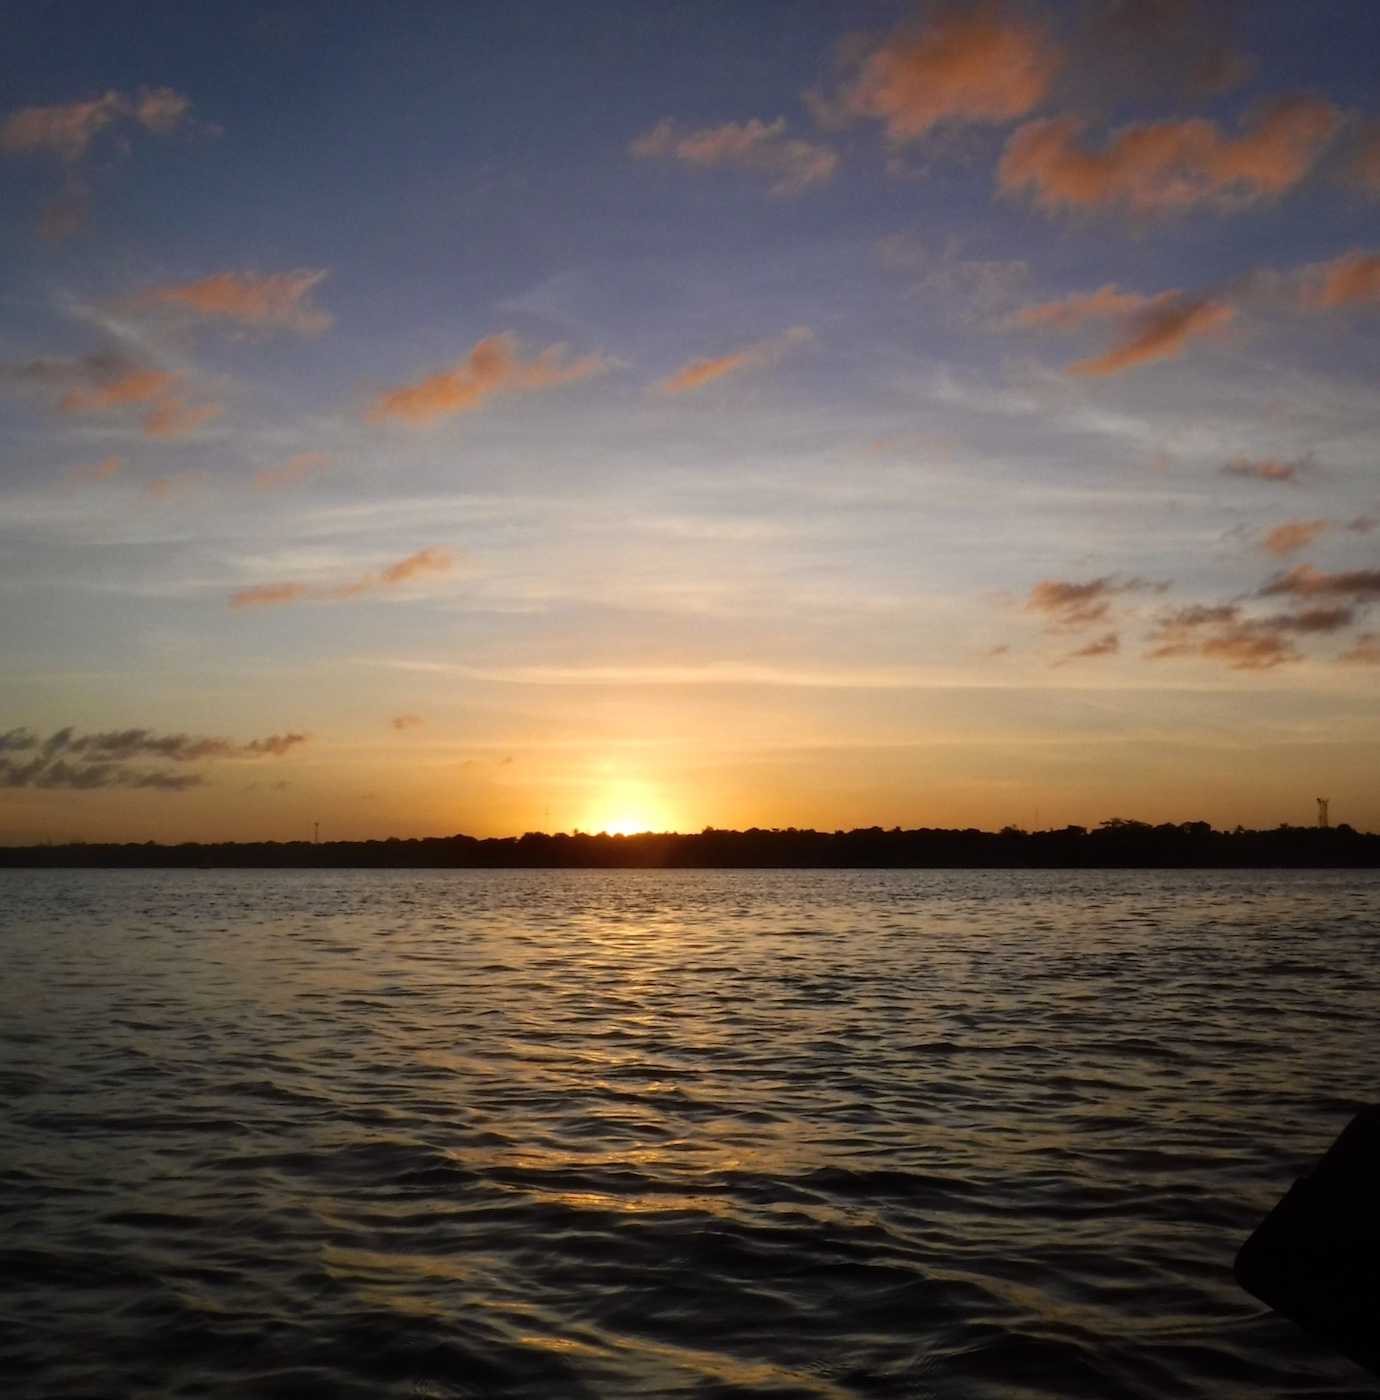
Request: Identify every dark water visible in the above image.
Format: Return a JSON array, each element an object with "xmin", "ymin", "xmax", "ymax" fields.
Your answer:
[{"xmin": 0, "ymin": 868, "xmax": 1376, "ymax": 1398}]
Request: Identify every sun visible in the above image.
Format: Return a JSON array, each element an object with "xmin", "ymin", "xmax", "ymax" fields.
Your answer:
[{"xmin": 582, "ymin": 777, "xmax": 674, "ymax": 836}]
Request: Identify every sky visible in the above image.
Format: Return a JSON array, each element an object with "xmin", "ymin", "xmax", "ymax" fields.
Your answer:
[{"xmin": 2, "ymin": 0, "xmax": 1379, "ymax": 844}]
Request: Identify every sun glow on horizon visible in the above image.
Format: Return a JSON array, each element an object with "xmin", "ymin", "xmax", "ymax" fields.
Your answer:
[{"xmin": 581, "ymin": 777, "xmax": 677, "ymax": 837}]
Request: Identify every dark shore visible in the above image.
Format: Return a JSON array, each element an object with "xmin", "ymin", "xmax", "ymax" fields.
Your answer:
[{"xmin": 2, "ymin": 821, "xmax": 1377, "ymax": 869}]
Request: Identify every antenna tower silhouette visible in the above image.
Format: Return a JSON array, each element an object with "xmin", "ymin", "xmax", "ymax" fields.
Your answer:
[{"xmin": 1316, "ymin": 797, "xmax": 1329, "ymax": 829}]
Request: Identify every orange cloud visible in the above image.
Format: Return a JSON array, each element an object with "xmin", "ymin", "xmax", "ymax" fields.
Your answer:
[
  {"xmin": 58, "ymin": 368, "xmax": 175, "ymax": 413},
  {"xmin": 145, "ymin": 471, "xmax": 207, "ymax": 502},
  {"xmin": 391, "ymin": 714, "xmax": 424, "ymax": 731},
  {"xmin": 1259, "ymin": 565, "xmax": 1380, "ymax": 602},
  {"xmin": 659, "ymin": 326, "xmax": 812, "ymax": 394},
  {"xmin": 999, "ymin": 96, "xmax": 1341, "ymax": 214},
  {"xmin": 1147, "ymin": 600, "xmax": 1352, "ymax": 670},
  {"xmin": 0, "ymin": 87, "xmax": 193, "ymax": 161},
  {"xmin": 253, "ymin": 452, "xmax": 332, "ymax": 491},
  {"xmin": 230, "ymin": 548, "xmax": 456, "ymax": 609},
  {"xmin": 230, "ymin": 582, "xmax": 310, "ymax": 609},
  {"xmin": 1068, "ymin": 294, "xmax": 1233, "ymax": 376},
  {"xmin": 1297, "ymin": 250, "xmax": 1380, "ymax": 312},
  {"xmin": 1261, "ymin": 519, "xmax": 1329, "ymax": 556},
  {"xmin": 1222, "ymin": 456, "xmax": 1303, "ymax": 484},
  {"xmin": 1199, "ymin": 627, "xmax": 1298, "ymax": 670},
  {"xmin": 1010, "ymin": 283, "xmax": 1151, "ymax": 329},
  {"xmin": 145, "ymin": 270, "xmax": 332, "ymax": 334},
  {"xmin": 379, "ymin": 547, "xmax": 452, "ymax": 585},
  {"xmin": 1026, "ymin": 576, "xmax": 1158, "ymax": 628},
  {"xmin": 143, "ymin": 398, "xmax": 223, "ymax": 439},
  {"xmin": 65, "ymin": 455, "xmax": 123, "ymax": 484},
  {"xmin": 831, "ymin": 3, "xmax": 1059, "ymax": 143},
  {"xmin": 1055, "ymin": 631, "xmax": 1118, "ymax": 665},
  {"xmin": 630, "ymin": 118, "xmax": 837, "ymax": 196},
  {"xmin": 368, "ymin": 334, "xmax": 609, "ymax": 426}
]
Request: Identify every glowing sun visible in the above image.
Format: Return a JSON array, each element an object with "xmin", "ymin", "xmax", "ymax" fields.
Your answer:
[{"xmin": 583, "ymin": 778, "xmax": 673, "ymax": 836}]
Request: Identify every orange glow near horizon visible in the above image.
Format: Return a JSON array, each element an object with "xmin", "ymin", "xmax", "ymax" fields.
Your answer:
[{"xmin": 580, "ymin": 775, "xmax": 678, "ymax": 837}]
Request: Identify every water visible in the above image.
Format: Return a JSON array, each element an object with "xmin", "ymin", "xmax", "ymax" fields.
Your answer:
[{"xmin": 0, "ymin": 868, "xmax": 1376, "ymax": 1398}]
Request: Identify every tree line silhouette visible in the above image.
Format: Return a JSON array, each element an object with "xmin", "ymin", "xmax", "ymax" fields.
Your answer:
[{"xmin": 2, "ymin": 819, "xmax": 1376, "ymax": 868}]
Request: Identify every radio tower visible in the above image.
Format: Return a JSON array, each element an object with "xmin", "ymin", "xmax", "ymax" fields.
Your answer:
[{"xmin": 1316, "ymin": 797, "xmax": 1329, "ymax": 829}]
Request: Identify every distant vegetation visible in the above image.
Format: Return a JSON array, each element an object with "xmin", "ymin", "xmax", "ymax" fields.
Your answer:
[{"xmin": 2, "ymin": 820, "xmax": 1376, "ymax": 868}]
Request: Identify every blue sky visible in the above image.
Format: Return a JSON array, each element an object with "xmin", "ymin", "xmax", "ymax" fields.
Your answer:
[{"xmin": 2, "ymin": 1, "xmax": 1379, "ymax": 841}]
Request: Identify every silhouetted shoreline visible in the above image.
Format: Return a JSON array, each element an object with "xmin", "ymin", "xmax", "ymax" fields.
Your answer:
[{"xmin": 2, "ymin": 821, "xmax": 1377, "ymax": 868}]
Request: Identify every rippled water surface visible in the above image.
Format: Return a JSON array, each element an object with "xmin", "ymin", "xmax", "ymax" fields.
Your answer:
[{"xmin": 1, "ymin": 868, "xmax": 1377, "ymax": 1398}]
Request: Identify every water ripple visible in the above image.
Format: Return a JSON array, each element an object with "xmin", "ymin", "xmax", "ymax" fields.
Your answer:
[{"xmin": 0, "ymin": 867, "xmax": 1376, "ymax": 1397}]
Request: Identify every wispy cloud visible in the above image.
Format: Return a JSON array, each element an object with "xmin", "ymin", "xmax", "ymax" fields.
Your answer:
[
  {"xmin": 1221, "ymin": 456, "xmax": 1306, "ymax": 484},
  {"xmin": 253, "ymin": 452, "xmax": 332, "ymax": 491},
  {"xmin": 1296, "ymin": 249, "xmax": 1380, "ymax": 312},
  {"xmin": 230, "ymin": 547, "xmax": 456, "ymax": 608},
  {"xmin": 65, "ymin": 455, "xmax": 123, "ymax": 485},
  {"xmin": 999, "ymin": 96, "xmax": 1341, "ymax": 215},
  {"xmin": 1067, "ymin": 293, "xmax": 1234, "ymax": 376},
  {"xmin": 1054, "ymin": 631, "xmax": 1119, "ymax": 665},
  {"xmin": 1261, "ymin": 519, "xmax": 1329, "ymax": 556},
  {"xmin": 142, "ymin": 397, "xmax": 223, "ymax": 439},
  {"xmin": 3, "ymin": 351, "xmax": 219, "ymax": 439},
  {"xmin": 368, "ymin": 334, "xmax": 609, "ymax": 426},
  {"xmin": 1259, "ymin": 565, "xmax": 1380, "ymax": 602},
  {"xmin": 658, "ymin": 326, "xmax": 812, "ymax": 394},
  {"xmin": 1026, "ymin": 576, "xmax": 1161, "ymax": 628},
  {"xmin": 630, "ymin": 118, "xmax": 837, "ymax": 196},
  {"xmin": 0, "ymin": 724, "xmax": 306, "ymax": 791},
  {"xmin": 1146, "ymin": 601, "xmax": 1353, "ymax": 670},
  {"xmin": 140, "ymin": 270, "xmax": 332, "ymax": 334},
  {"xmin": 820, "ymin": 2, "xmax": 1059, "ymax": 143},
  {"xmin": 0, "ymin": 87, "xmax": 192, "ymax": 161},
  {"xmin": 391, "ymin": 714, "xmax": 424, "ymax": 731},
  {"xmin": 1010, "ymin": 283, "xmax": 1151, "ymax": 329}
]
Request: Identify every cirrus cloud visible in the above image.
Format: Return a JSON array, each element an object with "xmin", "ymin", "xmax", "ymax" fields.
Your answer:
[
  {"xmin": 230, "ymin": 547, "xmax": 456, "ymax": 608},
  {"xmin": 1296, "ymin": 249, "xmax": 1380, "ymax": 312}
]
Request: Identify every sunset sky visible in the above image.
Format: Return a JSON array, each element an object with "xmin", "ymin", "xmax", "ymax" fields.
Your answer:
[{"xmin": 3, "ymin": 0, "xmax": 1379, "ymax": 843}]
